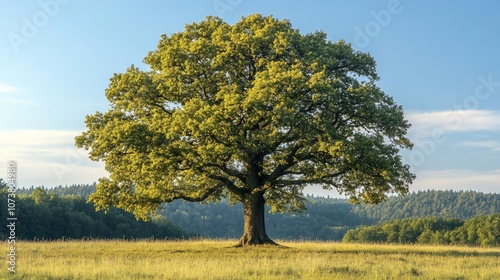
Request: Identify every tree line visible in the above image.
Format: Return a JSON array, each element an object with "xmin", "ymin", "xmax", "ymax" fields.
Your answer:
[
  {"xmin": 6, "ymin": 184, "xmax": 368, "ymax": 240},
  {"xmin": 0, "ymin": 181, "xmax": 191, "ymax": 240},
  {"xmin": 342, "ymin": 214, "xmax": 500, "ymax": 247},
  {"xmin": 3, "ymin": 181, "xmax": 499, "ymax": 243},
  {"xmin": 157, "ymin": 190, "xmax": 500, "ymax": 241},
  {"xmin": 352, "ymin": 190, "xmax": 500, "ymax": 221}
]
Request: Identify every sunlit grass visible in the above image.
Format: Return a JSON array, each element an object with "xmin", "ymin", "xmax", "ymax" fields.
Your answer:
[{"xmin": 2, "ymin": 239, "xmax": 500, "ymax": 279}]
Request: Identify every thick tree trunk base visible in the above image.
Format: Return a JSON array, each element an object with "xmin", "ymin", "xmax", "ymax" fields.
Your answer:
[
  {"xmin": 236, "ymin": 191, "xmax": 283, "ymax": 247},
  {"xmin": 236, "ymin": 235, "xmax": 280, "ymax": 247},
  {"xmin": 234, "ymin": 241, "xmax": 284, "ymax": 247}
]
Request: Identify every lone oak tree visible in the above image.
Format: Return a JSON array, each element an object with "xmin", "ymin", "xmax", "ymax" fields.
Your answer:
[{"xmin": 75, "ymin": 15, "xmax": 414, "ymax": 246}]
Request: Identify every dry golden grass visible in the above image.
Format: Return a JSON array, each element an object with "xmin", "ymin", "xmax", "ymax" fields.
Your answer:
[{"xmin": 2, "ymin": 239, "xmax": 500, "ymax": 279}]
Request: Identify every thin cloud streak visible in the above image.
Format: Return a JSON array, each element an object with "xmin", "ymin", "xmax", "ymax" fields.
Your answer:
[
  {"xmin": 0, "ymin": 84, "xmax": 36, "ymax": 106},
  {"xmin": 0, "ymin": 129, "xmax": 107, "ymax": 187},
  {"xmin": 0, "ymin": 83, "xmax": 20, "ymax": 94},
  {"xmin": 406, "ymin": 110, "xmax": 500, "ymax": 140},
  {"xmin": 412, "ymin": 169, "xmax": 500, "ymax": 193},
  {"xmin": 0, "ymin": 130, "xmax": 80, "ymax": 147},
  {"xmin": 458, "ymin": 140, "xmax": 500, "ymax": 152}
]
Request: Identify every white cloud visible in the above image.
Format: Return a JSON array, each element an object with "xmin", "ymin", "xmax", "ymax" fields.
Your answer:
[
  {"xmin": 457, "ymin": 141, "xmax": 500, "ymax": 152},
  {"xmin": 0, "ymin": 83, "xmax": 19, "ymax": 94},
  {"xmin": 0, "ymin": 129, "xmax": 107, "ymax": 187},
  {"xmin": 0, "ymin": 83, "xmax": 37, "ymax": 106},
  {"xmin": 406, "ymin": 110, "xmax": 500, "ymax": 140},
  {"xmin": 411, "ymin": 169, "xmax": 500, "ymax": 194}
]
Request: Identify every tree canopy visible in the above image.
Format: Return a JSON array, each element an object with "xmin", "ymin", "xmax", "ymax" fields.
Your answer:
[{"xmin": 75, "ymin": 14, "xmax": 414, "ymax": 245}]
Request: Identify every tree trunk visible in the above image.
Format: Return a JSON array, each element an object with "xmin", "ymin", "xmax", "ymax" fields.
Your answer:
[{"xmin": 238, "ymin": 191, "xmax": 277, "ymax": 246}]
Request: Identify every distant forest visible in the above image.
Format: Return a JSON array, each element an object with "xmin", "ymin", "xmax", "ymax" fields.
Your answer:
[
  {"xmin": 0, "ymin": 181, "xmax": 191, "ymax": 240},
  {"xmin": 343, "ymin": 214, "xmax": 500, "ymax": 247},
  {"xmin": 157, "ymin": 189, "xmax": 500, "ymax": 241},
  {"xmin": 2, "ymin": 180, "xmax": 499, "ymax": 243}
]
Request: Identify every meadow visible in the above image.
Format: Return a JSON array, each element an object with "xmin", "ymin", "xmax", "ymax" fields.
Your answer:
[{"xmin": 2, "ymin": 239, "xmax": 500, "ymax": 280}]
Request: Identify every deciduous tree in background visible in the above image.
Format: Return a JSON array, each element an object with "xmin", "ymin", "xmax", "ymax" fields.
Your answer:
[{"xmin": 75, "ymin": 14, "xmax": 414, "ymax": 246}]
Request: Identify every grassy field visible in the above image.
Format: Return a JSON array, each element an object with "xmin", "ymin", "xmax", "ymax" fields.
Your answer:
[{"xmin": 2, "ymin": 239, "xmax": 500, "ymax": 279}]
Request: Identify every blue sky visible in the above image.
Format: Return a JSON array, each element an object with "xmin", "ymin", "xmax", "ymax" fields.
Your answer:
[{"xmin": 1, "ymin": 1, "xmax": 499, "ymax": 195}]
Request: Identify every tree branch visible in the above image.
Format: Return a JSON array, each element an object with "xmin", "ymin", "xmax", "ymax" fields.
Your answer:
[
  {"xmin": 264, "ymin": 144, "xmax": 302, "ymax": 183},
  {"xmin": 272, "ymin": 170, "xmax": 348, "ymax": 188},
  {"xmin": 204, "ymin": 163, "xmax": 246, "ymax": 184},
  {"xmin": 207, "ymin": 174, "xmax": 245, "ymax": 197},
  {"xmin": 272, "ymin": 178, "xmax": 331, "ymax": 186},
  {"xmin": 150, "ymin": 102, "xmax": 172, "ymax": 114},
  {"xmin": 165, "ymin": 183, "xmax": 223, "ymax": 202}
]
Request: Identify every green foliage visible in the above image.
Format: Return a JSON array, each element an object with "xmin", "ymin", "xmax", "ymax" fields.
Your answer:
[
  {"xmin": 0, "ymin": 186, "xmax": 190, "ymax": 240},
  {"xmin": 342, "ymin": 217, "xmax": 463, "ymax": 244},
  {"xmin": 353, "ymin": 190, "xmax": 500, "ymax": 221},
  {"xmin": 11, "ymin": 184, "xmax": 497, "ymax": 241},
  {"xmin": 450, "ymin": 214, "xmax": 500, "ymax": 246},
  {"xmin": 15, "ymin": 183, "xmax": 97, "ymax": 197},
  {"xmin": 343, "ymin": 215, "xmax": 500, "ymax": 247},
  {"xmin": 75, "ymin": 14, "xmax": 414, "ymax": 221}
]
